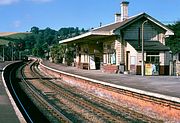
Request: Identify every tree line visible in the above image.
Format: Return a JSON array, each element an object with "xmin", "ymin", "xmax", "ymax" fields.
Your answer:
[
  {"xmin": 0, "ymin": 21, "xmax": 179, "ymax": 62},
  {"xmin": 166, "ymin": 21, "xmax": 180, "ymax": 54},
  {"xmin": 26, "ymin": 26, "xmax": 87, "ymax": 58},
  {"xmin": 0, "ymin": 27, "xmax": 87, "ymax": 61}
]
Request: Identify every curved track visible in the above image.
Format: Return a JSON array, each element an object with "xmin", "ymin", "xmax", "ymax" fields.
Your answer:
[
  {"xmin": 20, "ymin": 60, "xmax": 72, "ymax": 123},
  {"xmin": 6, "ymin": 59, "xmax": 178, "ymax": 122},
  {"xmin": 7, "ymin": 63, "xmax": 33, "ymax": 123},
  {"xmin": 4, "ymin": 59, "xmax": 180, "ymax": 122},
  {"xmin": 18, "ymin": 58, "xmax": 169, "ymax": 123},
  {"xmin": 3, "ymin": 62, "xmax": 50, "ymax": 123},
  {"xmin": 23, "ymin": 60, "xmax": 127, "ymax": 122}
]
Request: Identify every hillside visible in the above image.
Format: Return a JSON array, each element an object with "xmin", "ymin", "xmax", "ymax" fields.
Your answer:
[
  {"xmin": 0, "ymin": 32, "xmax": 18, "ymax": 36},
  {"xmin": 0, "ymin": 32, "xmax": 30, "ymax": 45},
  {"xmin": 3, "ymin": 32, "xmax": 30, "ymax": 39}
]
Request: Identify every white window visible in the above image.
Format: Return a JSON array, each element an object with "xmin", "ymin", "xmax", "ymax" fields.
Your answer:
[
  {"xmin": 103, "ymin": 52, "xmax": 116, "ymax": 64},
  {"xmin": 146, "ymin": 52, "xmax": 159, "ymax": 63}
]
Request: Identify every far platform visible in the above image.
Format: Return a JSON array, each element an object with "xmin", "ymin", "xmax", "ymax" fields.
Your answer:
[
  {"xmin": 42, "ymin": 60, "xmax": 180, "ymax": 99},
  {"xmin": 0, "ymin": 61, "xmax": 20, "ymax": 123}
]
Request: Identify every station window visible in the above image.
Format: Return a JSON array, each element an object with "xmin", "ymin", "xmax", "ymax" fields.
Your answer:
[
  {"xmin": 103, "ymin": 53, "xmax": 116, "ymax": 64},
  {"xmin": 103, "ymin": 43, "xmax": 116, "ymax": 64},
  {"xmin": 146, "ymin": 52, "xmax": 159, "ymax": 63}
]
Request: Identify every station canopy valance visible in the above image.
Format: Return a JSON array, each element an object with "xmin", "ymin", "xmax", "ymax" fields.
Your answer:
[{"xmin": 127, "ymin": 40, "xmax": 170, "ymax": 51}]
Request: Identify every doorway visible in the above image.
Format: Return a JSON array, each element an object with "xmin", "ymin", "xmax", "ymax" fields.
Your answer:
[
  {"xmin": 126, "ymin": 51, "xmax": 130, "ymax": 71},
  {"xmin": 95, "ymin": 57, "xmax": 100, "ymax": 70}
]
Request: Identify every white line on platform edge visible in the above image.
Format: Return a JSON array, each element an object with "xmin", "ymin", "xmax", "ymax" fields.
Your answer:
[{"xmin": 2, "ymin": 63, "xmax": 26, "ymax": 123}]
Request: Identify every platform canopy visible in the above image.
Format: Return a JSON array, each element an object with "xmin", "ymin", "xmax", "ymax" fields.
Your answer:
[
  {"xmin": 59, "ymin": 31, "xmax": 116, "ymax": 44},
  {"xmin": 127, "ymin": 40, "xmax": 170, "ymax": 51}
]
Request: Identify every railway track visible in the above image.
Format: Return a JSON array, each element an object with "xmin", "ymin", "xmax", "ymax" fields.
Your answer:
[
  {"xmin": 60, "ymin": 83, "xmax": 160, "ymax": 123},
  {"xmin": 7, "ymin": 63, "xmax": 33, "ymax": 123},
  {"xmin": 20, "ymin": 60, "xmax": 72, "ymax": 123},
  {"xmin": 37, "ymin": 60, "xmax": 180, "ymax": 122},
  {"xmin": 21, "ymin": 59, "xmax": 168, "ymax": 123},
  {"xmin": 30, "ymin": 60, "xmax": 127, "ymax": 122},
  {"xmin": 33, "ymin": 65, "xmax": 161, "ymax": 122}
]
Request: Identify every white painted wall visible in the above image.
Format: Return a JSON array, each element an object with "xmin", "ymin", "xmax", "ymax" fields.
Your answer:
[
  {"xmin": 160, "ymin": 51, "xmax": 170, "ymax": 66},
  {"xmin": 115, "ymin": 40, "xmax": 121, "ymax": 65},
  {"xmin": 165, "ymin": 51, "xmax": 171, "ymax": 65},
  {"xmin": 126, "ymin": 42, "xmax": 138, "ymax": 66}
]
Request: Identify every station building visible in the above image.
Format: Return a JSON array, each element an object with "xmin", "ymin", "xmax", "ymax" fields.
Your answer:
[{"xmin": 59, "ymin": 1, "xmax": 174, "ymax": 75}]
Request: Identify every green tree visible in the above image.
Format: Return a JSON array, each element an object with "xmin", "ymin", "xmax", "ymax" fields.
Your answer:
[
  {"xmin": 50, "ymin": 44, "xmax": 75, "ymax": 65},
  {"xmin": 16, "ymin": 26, "xmax": 87, "ymax": 58},
  {"xmin": 166, "ymin": 21, "xmax": 180, "ymax": 54},
  {"xmin": 65, "ymin": 44, "xmax": 76, "ymax": 66},
  {"xmin": 30, "ymin": 26, "xmax": 39, "ymax": 34},
  {"xmin": 50, "ymin": 44, "xmax": 66, "ymax": 63}
]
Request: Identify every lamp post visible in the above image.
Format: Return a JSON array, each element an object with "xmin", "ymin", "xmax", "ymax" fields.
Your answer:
[
  {"xmin": 3, "ymin": 45, "xmax": 5, "ymax": 61},
  {"xmin": 12, "ymin": 47, "xmax": 14, "ymax": 61},
  {"xmin": 141, "ymin": 20, "xmax": 148, "ymax": 76},
  {"xmin": 19, "ymin": 51, "xmax": 21, "ymax": 60}
]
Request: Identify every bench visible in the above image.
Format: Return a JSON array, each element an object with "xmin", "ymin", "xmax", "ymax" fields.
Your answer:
[{"xmin": 80, "ymin": 63, "xmax": 89, "ymax": 70}]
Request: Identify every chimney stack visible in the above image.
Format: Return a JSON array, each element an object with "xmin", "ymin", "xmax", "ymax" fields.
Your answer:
[
  {"xmin": 115, "ymin": 13, "xmax": 121, "ymax": 22},
  {"xmin": 121, "ymin": 1, "xmax": 129, "ymax": 21}
]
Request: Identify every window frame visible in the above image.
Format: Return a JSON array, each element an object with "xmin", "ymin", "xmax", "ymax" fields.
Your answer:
[{"xmin": 146, "ymin": 52, "xmax": 160, "ymax": 64}]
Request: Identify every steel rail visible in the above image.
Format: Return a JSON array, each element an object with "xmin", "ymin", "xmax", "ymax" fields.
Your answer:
[
  {"xmin": 9, "ymin": 65, "xmax": 33, "ymax": 123},
  {"xmin": 30, "ymin": 60, "xmax": 126, "ymax": 123},
  {"xmin": 34, "ymin": 58, "xmax": 180, "ymax": 122},
  {"xmin": 20, "ymin": 60, "xmax": 72, "ymax": 123},
  {"xmin": 31, "ymin": 58, "xmax": 179, "ymax": 122},
  {"xmin": 32, "ymin": 60, "xmax": 162, "ymax": 123}
]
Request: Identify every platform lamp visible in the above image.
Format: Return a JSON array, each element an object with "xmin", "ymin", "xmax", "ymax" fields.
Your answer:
[
  {"xmin": 3, "ymin": 45, "xmax": 5, "ymax": 61},
  {"xmin": 141, "ymin": 20, "xmax": 148, "ymax": 76},
  {"xmin": 2, "ymin": 44, "xmax": 7, "ymax": 61}
]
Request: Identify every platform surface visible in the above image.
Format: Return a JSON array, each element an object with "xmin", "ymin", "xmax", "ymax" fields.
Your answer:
[
  {"xmin": 0, "ymin": 61, "xmax": 20, "ymax": 123},
  {"xmin": 42, "ymin": 60, "xmax": 180, "ymax": 98}
]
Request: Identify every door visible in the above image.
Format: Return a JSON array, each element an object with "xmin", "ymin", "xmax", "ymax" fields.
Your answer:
[{"xmin": 95, "ymin": 57, "xmax": 100, "ymax": 70}]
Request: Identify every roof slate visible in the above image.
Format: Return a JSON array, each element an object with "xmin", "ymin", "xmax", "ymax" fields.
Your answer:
[{"xmin": 92, "ymin": 15, "xmax": 138, "ymax": 32}]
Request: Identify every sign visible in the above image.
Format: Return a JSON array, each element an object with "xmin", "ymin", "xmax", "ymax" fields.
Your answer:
[
  {"xmin": 145, "ymin": 63, "xmax": 152, "ymax": 75},
  {"xmin": 111, "ymin": 53, "xmax": 116, "ymax": 64},
  {"xmin": 89, "ymin": 55, "xmax": 96, "ymax": 70},
  {"xmin": 130, "ymin": 56, "xmax": 136, "ymax": 65}
]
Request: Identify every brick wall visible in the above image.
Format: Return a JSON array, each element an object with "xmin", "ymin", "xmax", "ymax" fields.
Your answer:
[{"xmin": 101, "ymin": 64, "xmax": 119, "ymax": 74}]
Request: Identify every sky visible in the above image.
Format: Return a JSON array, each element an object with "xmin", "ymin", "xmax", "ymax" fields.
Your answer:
[{"xmin": 0, "ymin": 0, "xmax": 180, "ymax": 32}]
